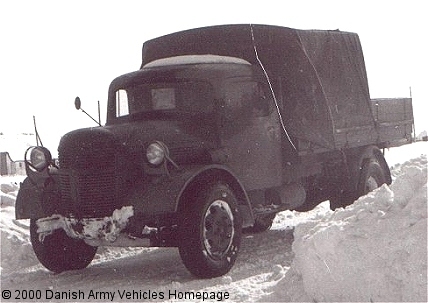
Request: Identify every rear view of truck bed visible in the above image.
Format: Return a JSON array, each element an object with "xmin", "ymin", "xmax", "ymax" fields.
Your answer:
[{"xmin": 371, "ymin": 98, "xmax": 414, "ymax": 147}]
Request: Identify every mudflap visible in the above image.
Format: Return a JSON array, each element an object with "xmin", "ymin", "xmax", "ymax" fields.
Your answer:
[{"xmin": 15, "ymin": 176, "xmax": 59, "ymax": 220}]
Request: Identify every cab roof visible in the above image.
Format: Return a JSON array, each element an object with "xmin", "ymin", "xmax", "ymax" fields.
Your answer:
[{"xmin": 142, "ymin": 55, "xmax": 250, "ymax": 69}]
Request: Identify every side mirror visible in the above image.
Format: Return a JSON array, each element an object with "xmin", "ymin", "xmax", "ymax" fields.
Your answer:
[
  {"xmin": 73, "ymin": 97, "xmax": 101, "ymax": 126},
  {"xmin": 74, "ymin": 97, "xmax": 81, "ymax": 110}
]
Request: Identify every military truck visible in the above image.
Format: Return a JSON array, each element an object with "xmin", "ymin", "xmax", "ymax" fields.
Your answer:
[{"xmin": 16, "ymin": 24, "xmax": 413, "ymax": 278}]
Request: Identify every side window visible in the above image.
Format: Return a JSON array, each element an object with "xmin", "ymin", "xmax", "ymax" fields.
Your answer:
[{"xmin": 115, "ymin": 89, "xmax": 129, "ymax": 117}]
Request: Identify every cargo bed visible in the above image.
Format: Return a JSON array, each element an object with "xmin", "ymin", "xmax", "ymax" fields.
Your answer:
[
  {"xmin": 371, "ymin": 98, "xmax": 414, "ymax": 147},
  {"xmin": 141, "ymin": 25, "xmax": 414, "ymax": 152}
]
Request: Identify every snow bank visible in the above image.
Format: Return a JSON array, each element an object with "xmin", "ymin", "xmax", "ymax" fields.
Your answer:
[
  {"xmin": 268, "ymin": 155, "xmax": 427, "ymax": 302},
  {"xmin": 0, "ymin": 176, "xmax": 38, "ymax": 274}
]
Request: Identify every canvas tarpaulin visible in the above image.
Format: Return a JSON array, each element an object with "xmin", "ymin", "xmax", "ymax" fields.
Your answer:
[{"xmin": 141, "ymin": 24, "xmax": 375, "ymax": 150}]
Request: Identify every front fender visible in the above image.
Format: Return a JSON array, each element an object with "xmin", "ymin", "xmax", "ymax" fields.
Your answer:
[
  {"xmin": 15, "ymin": 176, "xmax": 60, "ymax": 220},
  {"xmin": 15, "ymin": 177, "xmax": 44, "ymax": 219},
  {"xmin": 126, "ymin": 164, "xmax": 254, "ymax": 227}
]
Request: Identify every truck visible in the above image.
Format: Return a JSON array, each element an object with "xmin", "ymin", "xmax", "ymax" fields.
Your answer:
[{"xmin": 16, "ymin": 24, "xmax": 413, "ymax": 278}]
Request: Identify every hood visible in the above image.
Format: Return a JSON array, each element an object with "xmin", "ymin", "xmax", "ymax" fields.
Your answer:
[
  {"xmin": 59, "ymin": 116, "xmax": 219, "ymax": 167},
  {"xmin": 107, "ymin": 118, "xmax": 218, "ymax": 165}
]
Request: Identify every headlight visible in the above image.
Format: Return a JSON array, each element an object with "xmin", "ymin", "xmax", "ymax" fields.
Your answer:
[
  {"xmin": 25, "ymin": 146, "xmax": 52, "ymax": 172},
  {"xmin": 146, "ymin": 142, "xmax": 166, "ymax": 166}
]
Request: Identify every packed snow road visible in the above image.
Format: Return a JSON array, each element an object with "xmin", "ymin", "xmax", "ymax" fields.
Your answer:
[{"xmin": 1, "ymin": 222, "xmax": 298, "ymax": 302}]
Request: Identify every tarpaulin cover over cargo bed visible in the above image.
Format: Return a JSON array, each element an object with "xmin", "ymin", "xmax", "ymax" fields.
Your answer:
[{"xmin": 141, "ymin": 24, "xmax": 376, "ymax": 150}]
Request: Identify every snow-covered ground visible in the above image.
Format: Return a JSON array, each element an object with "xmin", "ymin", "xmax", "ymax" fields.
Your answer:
[
  {"xmin": 266, "ymin": 143, "xmax": 427, "ymax": 302},
  {"xmin": 1, "ymin": 140, "xmax": 427, "ymax": 302}
]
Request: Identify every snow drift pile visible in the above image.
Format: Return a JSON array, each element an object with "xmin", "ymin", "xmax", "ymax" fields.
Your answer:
[
  {"xmin": 282, "ymin": 155, "xmax": 427, "ymax": 302},
  {"xmin": 0, "ymin": 176, "xmax": 37, "ymax": 273}
]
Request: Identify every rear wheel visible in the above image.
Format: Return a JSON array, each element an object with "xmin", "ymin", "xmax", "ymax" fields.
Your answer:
[
  {"xmin": 30, "ymin": 219, "xmax": 97, "ymax": 273},
  {"xmin": 356, "ymin": 158, "xmax": 387, "ymax": 196},
  {"xmin": 178, "ymin": 182, "xmax": 242, "ymax": 278},
  {"xmin": 330, "ymin": 156, "xmax": 388, "ymax": 210}
]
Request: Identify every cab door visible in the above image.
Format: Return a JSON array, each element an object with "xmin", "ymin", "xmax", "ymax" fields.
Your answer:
[{"xmin": 220, "ymin": 79, "xmax": 282, "ymax": 190}]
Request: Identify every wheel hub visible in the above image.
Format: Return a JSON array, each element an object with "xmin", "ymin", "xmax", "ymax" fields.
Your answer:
[{"xmin": 203, "ymin": 200, "xmax": 234, "ymax": 259}]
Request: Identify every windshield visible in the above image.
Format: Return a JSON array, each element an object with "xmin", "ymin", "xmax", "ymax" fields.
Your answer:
[{"xmin": 115, "ymin": 81, "xmax": 214, "ymax": 118}]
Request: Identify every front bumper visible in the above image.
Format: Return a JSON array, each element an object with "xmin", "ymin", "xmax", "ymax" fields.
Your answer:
[{"xmin": 35, "ymin": 206, "xmax": 134, "ymax": 244}]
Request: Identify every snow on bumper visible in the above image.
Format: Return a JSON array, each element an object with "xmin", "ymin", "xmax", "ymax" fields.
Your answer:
[{"xmin": 36, "ymin": 206, "xmax": 134, "ymax": 242}]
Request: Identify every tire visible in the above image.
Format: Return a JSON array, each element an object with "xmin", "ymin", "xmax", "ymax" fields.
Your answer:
[
  {"xmin": 178, "ymin": 182, "xmax": 242, "ymax": 278},
  {"xmin": 330, "ymin": 193, "xmax": 354, "ymax": 210},
  {"xmin": 356, "ymin": 158, "xmax": 387, "ymax": 197},
  {"xmin": 30, "ymin": 219, "xmax": 97, "ymax": 273},
  {"xmin": 330, "ymin": 157, "xmax": 387, "ymax": 210},
  {"xmin": 243, "ymin": 213, "xmax": 275, "ymax": 233}
]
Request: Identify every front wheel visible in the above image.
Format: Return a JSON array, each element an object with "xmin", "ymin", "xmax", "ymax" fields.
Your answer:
[
  {"xmin": 178, "ymin": 182, "xmax": 242, "ymax": 278},
  {"xmin": 30, "ymin": 219, "xmax": 97, "ymax": 273}
]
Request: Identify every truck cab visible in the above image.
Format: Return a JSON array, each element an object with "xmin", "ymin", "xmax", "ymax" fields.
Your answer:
[{"xmin": 109, "ymin": 55, "xmax": 281, "ymax": 188}]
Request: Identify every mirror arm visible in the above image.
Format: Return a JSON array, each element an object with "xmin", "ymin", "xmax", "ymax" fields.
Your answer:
[{"xmin": 80, "ymin": 108, "xmax": 102, "ymax": 126}]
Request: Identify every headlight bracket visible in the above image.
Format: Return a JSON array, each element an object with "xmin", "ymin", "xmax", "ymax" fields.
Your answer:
[{"xmin": 145, "ymin": 141, "xmax": 179, "ymax": 177}]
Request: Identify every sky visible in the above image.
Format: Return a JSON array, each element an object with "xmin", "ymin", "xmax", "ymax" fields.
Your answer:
[{"xmin": 1, "ymin": 0, "xmax": 427, "ymax": 151}]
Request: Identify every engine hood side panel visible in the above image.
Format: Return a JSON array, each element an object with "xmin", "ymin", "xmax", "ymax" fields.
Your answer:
[
  {"xmin": 104, "ymin": 120, "xmax": 218, "ymax": 165},
  {"xmin": 127, "ymin": 166, "xmax": 206, "ymax": 216}
]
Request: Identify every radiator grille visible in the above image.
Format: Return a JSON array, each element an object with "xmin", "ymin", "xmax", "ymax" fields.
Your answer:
[
  {"xmin": 59, "ymin": 145, "xmax": 116, "ymax": 170},
  {"xmin": 58, "ymin": 138, "xmax": 121, "ymax": 218}
]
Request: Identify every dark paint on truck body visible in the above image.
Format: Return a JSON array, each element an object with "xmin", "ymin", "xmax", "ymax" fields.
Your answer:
[{"xmin": 16, "ymin": 24, "xmax": 413, "ymax": 246}]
